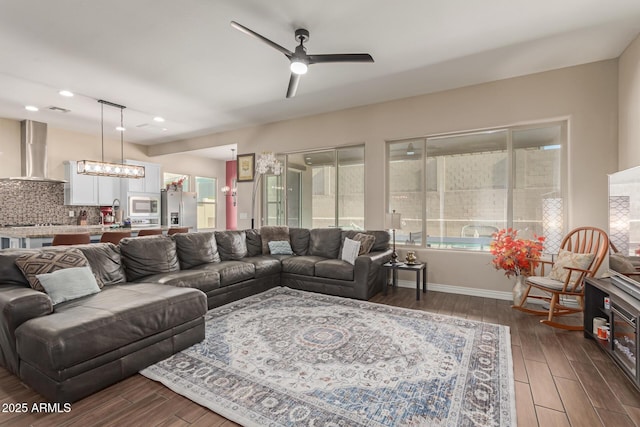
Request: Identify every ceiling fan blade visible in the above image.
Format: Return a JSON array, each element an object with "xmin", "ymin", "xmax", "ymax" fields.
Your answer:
[
  {"xmin": 286, "ymin": 73, "xmax": 301, "ymax": 98},
  {"xmin": 230, "ymin": 21, "xmax": 293, "ymax": 58},
  {"xmin": 308, "ymin": 53, "xmax": 374, "ymax": 64}
]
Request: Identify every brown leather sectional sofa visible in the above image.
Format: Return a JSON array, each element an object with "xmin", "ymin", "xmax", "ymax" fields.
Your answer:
[{"xmin": 0, "ymin": 227, "xmax": 391, "ymax": 403}]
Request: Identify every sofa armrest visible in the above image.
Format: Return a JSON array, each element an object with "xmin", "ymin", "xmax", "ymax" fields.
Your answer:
[
  {"xmin": 354, "ymin": 249, "xmax": 392, "ymax": 299},
  {"xmin": 0, "ymin": 286, "xmax": 53, "ymax": 374}
]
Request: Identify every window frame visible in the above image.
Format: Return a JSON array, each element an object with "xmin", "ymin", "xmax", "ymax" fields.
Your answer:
[
  {"xmin": 386, "ymin": 121, "xmax": 567, "ymax": 251},
  {"xmin": 194, "ymin": 176, "xmax": 217, "ymax": 230}
]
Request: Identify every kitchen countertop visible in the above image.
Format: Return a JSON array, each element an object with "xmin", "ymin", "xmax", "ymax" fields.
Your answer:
[{"xmin": 0, "ymin": 225, "xmax": 172, "ymax": 239}]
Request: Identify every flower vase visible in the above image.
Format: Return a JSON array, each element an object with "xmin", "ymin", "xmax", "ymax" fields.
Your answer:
[{"xmin": 513, "ymin": 275, "xmax": 527, "ymax": 305}]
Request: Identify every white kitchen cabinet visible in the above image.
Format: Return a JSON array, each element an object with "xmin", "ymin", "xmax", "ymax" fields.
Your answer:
[
  {"xmin": 121, "ymin": 160, "xmax": 161, "ymax": 194},
  {"xmin": 64, "ymin": 161, "xmax": 99, "ymax": 206},
  {"xmin": 97, "ymin": 176, "xmax": 122, "ymax": 206}
]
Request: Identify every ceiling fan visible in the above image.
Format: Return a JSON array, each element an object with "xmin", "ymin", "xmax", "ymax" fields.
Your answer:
[{"xmin": 230, "ymin": 21, "xmax": 374, "ymax": 98}]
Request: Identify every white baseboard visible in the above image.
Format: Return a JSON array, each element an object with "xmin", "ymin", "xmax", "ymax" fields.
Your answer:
[
  {"xmin": 395, "ymin": 279, "xmax": 512, "ymax": 301},
  {"xmin": 393, "ymin": 280, "xmax": 580, "ymax": 307}
]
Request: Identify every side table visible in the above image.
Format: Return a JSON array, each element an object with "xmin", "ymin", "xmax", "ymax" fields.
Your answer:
[{"xmin": 382, "ymin": 261, "xmax": 427, "ymax": 300}]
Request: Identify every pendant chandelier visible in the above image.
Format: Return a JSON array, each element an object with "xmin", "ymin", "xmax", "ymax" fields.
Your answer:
[{"xmin": 77, "ymin": 100, "xmax": 145, "ymax": 179}]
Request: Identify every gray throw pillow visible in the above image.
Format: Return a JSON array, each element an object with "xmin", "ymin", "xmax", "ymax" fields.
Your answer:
[
  {"xmin": 37, "ymin": 266, "xmax": 101, "ymax": 305},
  {"xmin": 268, "ymin": 240, "xmax": 294, "ymax": 255}
]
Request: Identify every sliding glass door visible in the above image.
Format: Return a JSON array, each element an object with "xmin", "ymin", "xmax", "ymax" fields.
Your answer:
[{"xmin": 260, "ymin": 146, "xmax": 364, "ymax": 229}]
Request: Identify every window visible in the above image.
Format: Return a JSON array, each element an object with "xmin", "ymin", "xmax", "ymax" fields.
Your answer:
[
  {"xmin": 163, "ymin": 172, "xmax": 190, "ymax": 191},
  {"xmin": 387, "ymin": 123, "xmax": 564, "ymax": 251},
  {"xmin": 195, "ymin": 176, "xmax": 216, "ymax": 229}
]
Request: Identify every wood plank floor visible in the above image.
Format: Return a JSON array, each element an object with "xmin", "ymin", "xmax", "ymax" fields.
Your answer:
[{"xmin": 0, "ymin": 287, "xmax": 639, "ymax": 426}]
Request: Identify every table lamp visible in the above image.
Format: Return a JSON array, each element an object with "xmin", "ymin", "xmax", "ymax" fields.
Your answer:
[{"xmin": 386, "ymin": 210, "xmax": 402, "ymax": 263}]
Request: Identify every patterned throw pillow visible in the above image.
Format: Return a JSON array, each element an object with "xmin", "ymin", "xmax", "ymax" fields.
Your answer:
[
  {"xmin": 15, "ymin": 248, "xmax": 103, "ymax": 292},
  {"xmin": 268, "ymin": 240, "xmax": 294, "ymax": 255},
  {"xmin": 341, "ymin": 238, "xmax": 361, "ymax": 265},
  {"xmin": 353, "ymin": 233, "xmax": 376, "ymax": 255},
  {"xmin": 549, "ymin": 249, "xmax": 595, "ymax": 287}
]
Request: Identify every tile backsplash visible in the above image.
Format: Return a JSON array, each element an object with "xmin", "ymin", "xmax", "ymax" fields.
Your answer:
[{"xmin": 0, "ymin": 181, "xmax": 100, "ymax": 226}]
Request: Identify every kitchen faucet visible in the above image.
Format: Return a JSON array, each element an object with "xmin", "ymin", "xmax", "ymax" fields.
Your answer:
[{"xmin": 112, "ymin": 199, "xmax": 121, "ymax": 224}]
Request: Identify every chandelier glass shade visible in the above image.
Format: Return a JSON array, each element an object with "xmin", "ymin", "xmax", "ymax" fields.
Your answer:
[
  {"xmin": 77, "ymin": 160, "xmax": 145, "ymax": 178},
  {"xmin": 77, "ymin": 99, "xmax": 145, "ymax": 179}
]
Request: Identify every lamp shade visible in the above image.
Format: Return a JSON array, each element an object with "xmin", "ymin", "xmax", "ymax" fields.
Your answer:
[
  {"xmin": 610, "ymin": 195, "xmax": 630, "ymax": 255},
  {"xmin": 386, "ymin": 210, "xmax": 402, "ymax": 229},
  {"xmin": 542, "ymin": 198, "xmax": 563, "ymax": 255}
]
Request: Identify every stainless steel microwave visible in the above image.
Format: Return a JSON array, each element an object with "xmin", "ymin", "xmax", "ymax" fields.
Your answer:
[{"xmin": 128, "ymin": 195, "xmax": 160, "ymax": 217}]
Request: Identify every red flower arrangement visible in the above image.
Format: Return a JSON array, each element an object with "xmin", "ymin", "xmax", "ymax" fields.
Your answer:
[{"xmin": 490, "ymin": 228, "xmax": 545, "ymax": 278}]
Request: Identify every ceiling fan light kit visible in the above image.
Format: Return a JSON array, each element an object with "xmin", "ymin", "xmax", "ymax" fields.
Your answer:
[{"xmin": 230, "ymin": 21, "xmax": 373, "ymax": 98}]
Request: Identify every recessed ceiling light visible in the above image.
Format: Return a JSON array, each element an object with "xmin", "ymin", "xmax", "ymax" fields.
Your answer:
[
  {"xmin": 115, "ymin": 126, "xmax": 126, "ymax": 131},
  {"xmin": 161, "ymin": 128, "xmax": 168, "ymax": 132},
  {"xmin": 25, "ymin": 105, "xmax": 38, "ymax": 112},
  {"xmin": 59, "ymin": 90, "xmax": 74, "ymax": 97},
  {"xmin": 153, "ymin": 116, "xmax": 165, "ymax": 123}
]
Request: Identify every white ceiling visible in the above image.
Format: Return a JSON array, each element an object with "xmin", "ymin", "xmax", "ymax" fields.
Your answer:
[{"xmin": 1, "ymin": 0, "xmax": 639, "ymax": 159}]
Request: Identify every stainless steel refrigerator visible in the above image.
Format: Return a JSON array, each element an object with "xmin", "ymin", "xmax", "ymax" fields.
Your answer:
[{"xmin": 161, "ymin": 189, "xmax": 197, "ymax": 230}]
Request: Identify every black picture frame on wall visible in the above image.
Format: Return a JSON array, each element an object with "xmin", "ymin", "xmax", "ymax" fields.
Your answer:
[{"xmin": 237, "ymin": 153, "xmax": 255, "ymax": 182}]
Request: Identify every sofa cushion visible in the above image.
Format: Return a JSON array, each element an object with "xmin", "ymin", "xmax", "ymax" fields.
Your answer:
[
  {"xmin": 194, "ymin": 261, "xmax": 255, "ymax": 287},
  {"xmin": 281, "ymin": 256, "xmax": 326, "ymax": 276},
  {"xmin": 245, "ymin": 229, "xmax": 262, "ymax": 257},
  {"xmin": 15, "ymin": 248, "xmax": 103, "ymax": 292},
  {"xmin": 215, "ymin": 231, "xmax": 248, "ymax": 261},
  {"xmin": 119, "ymin": 235, "xmax": 180, "ymax": 282},
  {"xmin": 289, "ymin": 228, "xmax": 310, "ymax": 256},
  {"xmin": 136, "ymin": 269, "xmax": 220, "ymax": 293},
  {"xmin": 76, "ymin": 243, "xmax": 126, "ymax": 286},
  {"xmin": 315, "ymin": 259, "xmax": 355, "ymax": 281},
  {"xmin": 0, "ymin": 249, "xmax": 39, "ymax": 287},
  {"xmin": 260, "ymin": 226, "xmax": 290, "ymax": 254},
  {"xmin": 37, "ymin": 266, "xmax": 101, "ymax": 305},
  {"xmin": 173, "ymin": 231, "xmax": 220, "ymax": 269},
  {"xmin": 309, "ymin": 228, "xmax": 342, "ymax": 259},
  {"xmin": 15, "ymin": 283, "xmax": 206, "ymax": 374},
  {"xmin": 242, "ymin": 256, "xmax": 282, "ymax": 278},
  {"xmin": 368, "ymin": 230, "xmax": 391, "ymax": 252}
]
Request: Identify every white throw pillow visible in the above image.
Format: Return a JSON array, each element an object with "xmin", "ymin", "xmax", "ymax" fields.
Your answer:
[
  {"xmin": 549, "ymin": 249, "xmax": 595, "ymax": 287},
  {"xmin": 341, "ymin": 238, "xmax": 361, "ymax": 265},
  {"xmin": 37, "ymin": 266, "xmax": 101, "ymax": 305}
]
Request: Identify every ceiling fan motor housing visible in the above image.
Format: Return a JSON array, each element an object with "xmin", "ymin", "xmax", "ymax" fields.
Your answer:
[{"xmin": 295, "ymin": 28, "xmax": 309, "ymax": 44}]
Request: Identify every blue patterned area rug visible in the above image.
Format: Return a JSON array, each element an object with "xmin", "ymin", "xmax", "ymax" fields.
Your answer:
[{"xmin": 140, "ymin": 287, "xmax": 516, "ymax": 426}]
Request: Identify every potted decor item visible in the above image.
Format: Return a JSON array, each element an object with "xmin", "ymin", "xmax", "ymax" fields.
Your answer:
[{"xmin": 490, "ymin": 228, "xmax": 545, "ymax": 304}]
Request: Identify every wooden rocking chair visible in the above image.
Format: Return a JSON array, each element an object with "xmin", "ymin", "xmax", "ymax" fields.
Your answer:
[{"xmin": 512, "ymin": 226, "xmax": 609, "ymax": 330}]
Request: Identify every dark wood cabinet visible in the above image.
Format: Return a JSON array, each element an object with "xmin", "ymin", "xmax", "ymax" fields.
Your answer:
[{"xmin": 585, "ymin": 277, "xmax": 640, "ymax": 387}]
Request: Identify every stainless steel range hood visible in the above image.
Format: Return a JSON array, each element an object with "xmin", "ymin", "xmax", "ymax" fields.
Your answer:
[{"xmin": 2, "ymin": 120, "xmax": 65, "ymax": 183}]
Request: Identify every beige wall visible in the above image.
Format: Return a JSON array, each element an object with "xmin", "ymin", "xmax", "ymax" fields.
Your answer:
[
  {"xmin": 149, "ymin": 60, "xmax": 619, "ymax": 294},
  {"xmin": 0, "ymin": 121, "xmax": 227, "ymax": 228},
  {"xmin": 619, "ymin": 33, "xmax": 640, "ymax": 170}
]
